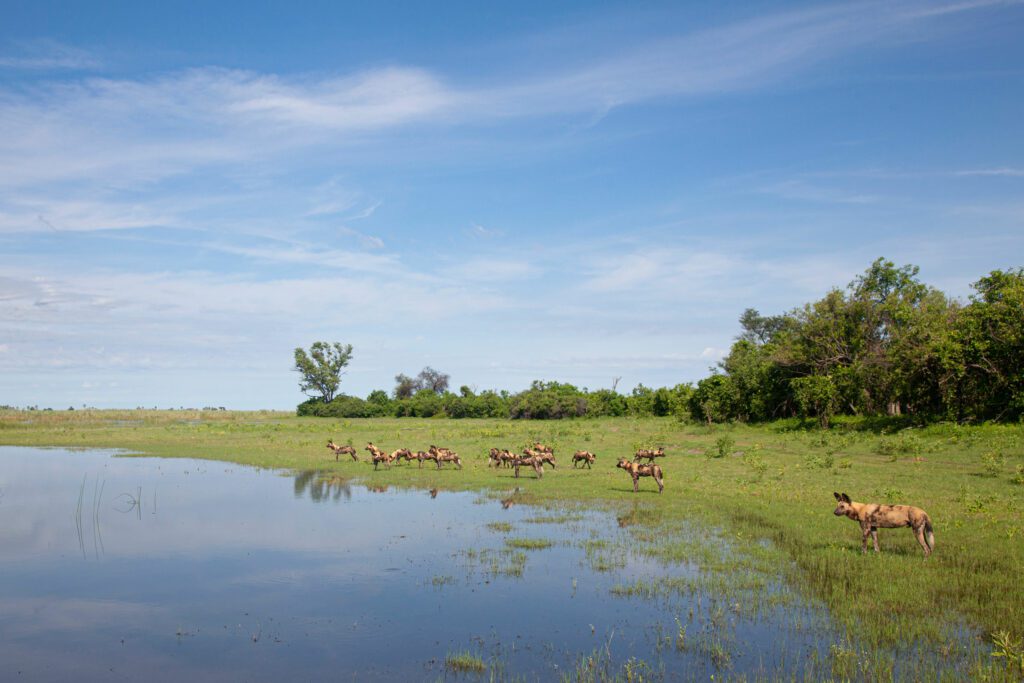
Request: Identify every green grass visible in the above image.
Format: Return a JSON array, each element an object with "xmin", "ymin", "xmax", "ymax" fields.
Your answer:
[
  {"xmin": 3, "ymin": 409, "xmax": 1024, "ymax": 677},
  {"xmin": 504, "ymin": 537, "xmax": 554, "ymax": 550},
  {"xmin": 444, "ymin": 651, "xmax": 486, "ymax": 674}
]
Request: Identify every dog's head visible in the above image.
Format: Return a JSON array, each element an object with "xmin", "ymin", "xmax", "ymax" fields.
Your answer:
[
  {"xmin": 833, "ymin": 492, "xmax": 852, "ymax": 516},
  {"xmin": 616, "ymin": 458, "xmax": 632, "ymax": 471}
]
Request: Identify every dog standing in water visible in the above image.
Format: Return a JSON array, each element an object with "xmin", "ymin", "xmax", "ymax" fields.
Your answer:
[{"xmin": 832, "ymin": 492, "xmax": 934, "ymax": 557}]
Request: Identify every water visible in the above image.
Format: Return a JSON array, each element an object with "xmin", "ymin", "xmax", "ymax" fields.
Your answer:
[{"xmin": 0, "ymin": 447, "xmax": 833, "ymax": 681}]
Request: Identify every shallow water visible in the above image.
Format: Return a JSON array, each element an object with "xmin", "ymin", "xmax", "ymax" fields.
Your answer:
[{"xmin": 0, "ymin": 447, "xmax": 836, "ymax": 681}]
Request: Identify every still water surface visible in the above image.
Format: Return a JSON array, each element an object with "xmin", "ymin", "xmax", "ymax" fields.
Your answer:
[{"xmin": 0, "ymin": 447, "xmax": 827, "ymax": 681}]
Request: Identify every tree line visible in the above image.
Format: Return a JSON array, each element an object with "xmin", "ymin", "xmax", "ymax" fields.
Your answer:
[{"xmin": 295, "ymin": 259, "xmax": 1023, "ymax": 425}]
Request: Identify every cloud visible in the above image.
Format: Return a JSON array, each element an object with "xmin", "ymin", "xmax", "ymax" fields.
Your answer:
[
  {"xmin": 0, "ymin": 0, "xmax": 1010, "ymax": 199},
  {"xmin": 759, "ymin": 180, "xmax": 879, "ymax": 205},
  {"xmin": 953, "ymin": 168, "xmax": 1024, "ymax": 177},
  {"xmin": 0, "ymin": 40, "xmax": 100, "ymax": 71}
]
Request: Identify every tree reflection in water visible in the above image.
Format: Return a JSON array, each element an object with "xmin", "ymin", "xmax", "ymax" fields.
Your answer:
[{"xmin": 293, "ymin": 470, "xmax": 352, "ymax": 502}]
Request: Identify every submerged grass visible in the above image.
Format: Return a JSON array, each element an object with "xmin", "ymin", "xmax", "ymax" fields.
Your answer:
[
  {"xmin": 445, "ymin": 651, "xmax": 487, "ymax": 674},
  {"xmin": 4, "ymin": 410, "xmax": 1024, "ymax": 677},
  {"xmin": 504, "ymin": 537, "xmax": 554, "ymax": 550}
]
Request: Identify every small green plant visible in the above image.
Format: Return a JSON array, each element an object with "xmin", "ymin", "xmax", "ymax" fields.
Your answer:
[
  {"xmin": 990, "ymin": 630, "xmax": 1024, "ymax": 675},
  {"xmin": 880, "ymin": 486, "xmax": 906, "ymax": 502},
  {"xmin": 803, "ymin": 451, "xmax": 834, "ymax": 469},
  {"xmin": 742, "ymin": 445, "xmax": 768, "ymax": 480},
  {"xmin": 830, "ymin": 643, "xmax": 858, "ymax": 681},
  {"xmin": 674, "ymin": 616, "xmax": 687, "ymax": 651},
  {"xmin": 1012, "ymin": 464, "xmax": 1024, "ymax": 486},
  {"xmin": 980, "ymin": 450, "xmax": 1006, "ymax": 477},
  {"xmin": 706, "ymin": 435, "xmax": 734, "ymax": 459}
]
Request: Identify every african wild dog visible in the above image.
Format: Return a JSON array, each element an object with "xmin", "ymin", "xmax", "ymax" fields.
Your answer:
[
  {"xmin": 513, "ymin": 455, "xmax": 544, "ymax": 479},
  {"xmin": 391, "ymin": 448, "xmax": 414, "ymax": 464},
  {"xmin": 532, "ymin": 442, "xmax": 554, "ymax": 454},
  {"xmin": 495, "ymin": 450, "xmax": 517, "ymax": 468},
  {"xmin": 617, "ymin": 458, "xmax": 664, "ymax": 493},
  {"xmin": 416, "ymin": 450, "xmax": 437, "ymax": 468},
  {"xmin": 833, "ymin": 492, "xmax": 934, "ymax": 557},
  {"xmin": 524, "ymin": 448, "xmax": 556, "ymax": 469},
  {"xmin": 365, "ymin": 443, "xmax": 392, "ymax": 470},
  {"xmin": 572, "ymin": 450, "xmax": 596, "ymax": 468},
  {"xmin": 370, "ymin": 451, "xmax": 393, "ymax": 470},
  {"xmin": 488, "ymin": 448, "xmax": 515, "ymax": 468},
  {"xmin": 327, "ymin": 440, "xmax": 358, "ymax": 461},
  {"xmin": 488, "ymin": 448, "xmax": 501, "ymax": 467},
  {"xmin": 435, "ymin": 451, "xmax": 462, "ymax": 470},
  {"xmin": 428, "ymin": 445, "xmax": 461, "ymax": 469},
  {"xmin": 633, "ymin": 447, "xmax": 665, "ymax": 463}
]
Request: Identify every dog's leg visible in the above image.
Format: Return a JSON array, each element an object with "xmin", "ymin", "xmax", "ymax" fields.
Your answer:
[
  {"xmin": 914, "ymin": 524, "xmax": 930, "ymax": 556},
  {"xmin": 861, "ymin": 524, "xmax": 871, "ymax": 553},
  {"xmin": 870, "ymin": 527, "xmax": 879, "ymax": 553}
]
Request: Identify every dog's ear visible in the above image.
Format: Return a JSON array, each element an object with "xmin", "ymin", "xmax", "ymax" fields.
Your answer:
[
  {"xmin": 841, "ymin": 493, "xmax": 851, "ymax": 503},
  {"xmin": 833, "ymin": 492, "xmax": 841, "ymax": 501}
]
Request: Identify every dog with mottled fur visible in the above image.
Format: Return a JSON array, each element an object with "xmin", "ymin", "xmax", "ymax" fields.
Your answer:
[
  {"xmin": 832, "ymin": 492, "xmax": 934, "ymax": 557},
  {"xmin": 327, "ymin": 440, "xmax": 358, "ymax": 461},
  {"xmin": 572, "ymin": 450, "xmax": 596, "ymax": 468},
  {"xmin": 617, "ymin": 458, "xmax": 664, "ymax": 493}
]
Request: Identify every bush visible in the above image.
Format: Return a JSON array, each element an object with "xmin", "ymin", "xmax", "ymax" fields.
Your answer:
[{"xmin": 296, "ymin": 395, "xmax": 375, "ymax": 418}]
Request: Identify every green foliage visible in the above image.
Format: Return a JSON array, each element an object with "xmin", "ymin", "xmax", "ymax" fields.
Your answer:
[
  {"xmin": 980, "ymin": 450, "xmax": 1006, "ymax": 477},
  {"xmin": 296, "ymin": 394, "xmax": 384, "ymax": 418},
  {"xmin": 689, "ymin": 375, "xmax": 739, "ymax": 425},
  {"xmin": 706, "ymin": 260, "xmax": 1023, "ymax": 425},
  {"xmin": 990, "ymin": 630, "xmax": 1024, "ymax": 676},
  {"xmin": 741, "ymin": 444, "xmax": 768, "ymax": 479},
  {"xmin": 705, "ymin": 434, "xmax": 734, "ymax": 459},
  {"xmin": 791, "ymin": 375, "xmax": 839, "ymax": 428},
  {"xmin": 293, "ymin": 342, "xmax": 353, "ymax": 403}
]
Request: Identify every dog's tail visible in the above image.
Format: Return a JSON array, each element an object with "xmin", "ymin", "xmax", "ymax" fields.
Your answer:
[{"xmin": 924, "ymin": 517, "xmax": 935, "ymax": 551}]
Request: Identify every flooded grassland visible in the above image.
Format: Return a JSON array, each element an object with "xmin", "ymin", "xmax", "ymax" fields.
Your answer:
[{"xmin": 1, "ymin": 412, "xmax": 1023, "ymax": 680}]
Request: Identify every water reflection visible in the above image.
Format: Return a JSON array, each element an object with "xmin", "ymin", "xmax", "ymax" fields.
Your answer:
[
  {"xmin": 292, "ymin": 469, "xmax": 352, "ymax": 502},
  {"xmin": 0, "ymin": 446, "xmax": 871, "ymax": 682}
]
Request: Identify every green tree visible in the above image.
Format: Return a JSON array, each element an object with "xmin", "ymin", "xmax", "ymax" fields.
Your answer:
[
  {"xmin": 791, "ymin": 375, "xmax": 840, "ymax": 428},
  {"xmin": 293, "ymin": 342, "xmax": 353, "ymax": 403},
  {"xmin": 954, "ymin": 269, "xmax": 1024, "ymax": 421}
]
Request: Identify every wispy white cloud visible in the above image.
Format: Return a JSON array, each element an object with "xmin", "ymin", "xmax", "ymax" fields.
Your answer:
[
  {"xmin": 0, "ymin": 0, "xmax": 1009, "ymax": 201},
  {"xmin": 759, "ymin": 180, "xmax": 880, "ymax": 205},
  {"xmin": 952, "ymin": 167, "xmax": 1024, "ymax": 177},
  {"xmin": 0, "ymin": 40, "xmax": 100, "ymax": 71}
]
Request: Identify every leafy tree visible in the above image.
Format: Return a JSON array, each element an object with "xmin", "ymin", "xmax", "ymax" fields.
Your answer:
[
  {"xmin": 689, "ymin": 374, "xmax": 740, "ymax": 424},
  {"xmin": 738, "ymin": 308, "xmax": 790, "ymax": 345},
  {"xmin": 953, "ymin": 269, "xmax": 1024, "ymax": 421},
  {"xmin": 791, "ymin": 375, "xmax": 840, "ymax": 428},
  {"xmin": 293, "ymin": 342, "xmax": 353, "ymax": 403}
]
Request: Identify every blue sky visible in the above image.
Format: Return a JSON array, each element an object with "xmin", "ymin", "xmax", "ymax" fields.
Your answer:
[{"xmin": 2, "ymin": 1, "xmax": 1022, "ymax": 409}]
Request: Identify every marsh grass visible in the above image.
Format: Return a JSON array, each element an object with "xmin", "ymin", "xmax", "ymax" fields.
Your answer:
[
  {"xmin": 4, "ymin": 410, "xmax": 1024, "ymax": 679},
  {"xmin": 504, "ymin": 537, "xmax": 554, "ymax": 550},
  {"xmin": 445, "ymin": 651, "xmax": 486, "ymax": 674}
]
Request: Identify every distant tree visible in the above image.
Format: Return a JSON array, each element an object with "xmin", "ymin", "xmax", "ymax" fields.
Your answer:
[
  {"xmin": 293, "ymin": 342, "xmax": 353, "ymax": 403},
  {"xmin": 393, "ymin": 373, "xmax": 418, "ymax": 400},
  {"xmin": 417, "ymin": 366, "xmax": 450, "ymax": 394}
]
